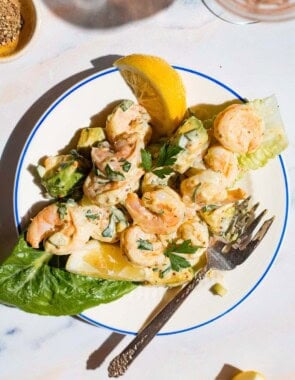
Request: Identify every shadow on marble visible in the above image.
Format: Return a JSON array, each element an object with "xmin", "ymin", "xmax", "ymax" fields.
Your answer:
[
  {"xmin": 0, "ymin": 54, "xmax": 121, "ymax": 263},
  {"xmin": 42, "ymin": 0, "xmax": 174, "ymax": 29},
  {"xmin": 215, "ymin": 363, "xmax": 241, "ymax": 380},
  {"xmin": 86, "ymin": 332, "xmax": 125, "ymax": 370}
]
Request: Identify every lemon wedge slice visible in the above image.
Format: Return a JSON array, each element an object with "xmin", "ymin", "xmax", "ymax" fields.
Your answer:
[
  {"xmin": 232, "ymin": 371, "xmax": 266, "ymax": 380},
  {"xmin": 66, "ymin": 240, "xmax": 146, "ymax": 282},
  {"xmin": 114, "ymin": 54, "xmax": 187, "ymax": 137},
  {"xmin": 66, "ymin": 240, "xmax": 195, "ymax": 285}
]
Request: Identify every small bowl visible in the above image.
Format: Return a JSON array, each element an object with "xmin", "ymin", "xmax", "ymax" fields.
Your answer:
[{"xmin": 0, "ymin": 0, "xmax": 40, "ymax": 63}]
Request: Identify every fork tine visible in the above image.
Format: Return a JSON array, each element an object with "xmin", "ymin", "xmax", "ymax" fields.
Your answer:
[
  {"xmin": 241, "ymin": 216, "xmax": 275, "ymax": 254},
  {"xmin": 225, "ymin": 217, "xmax": 275, "ymax": 267},
  {"xmin": 233, "ymin": 208, "xmax": 268, "ymax": 249}
]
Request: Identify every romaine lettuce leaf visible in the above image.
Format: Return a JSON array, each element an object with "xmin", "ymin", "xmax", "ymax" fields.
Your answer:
[
  {"xmin": 0, "ymin": 235, "xmax": 137, "ymax": 316},
  {"xmin": 238, "ymin": 95, "xmax": 288, "ymax": 170}
]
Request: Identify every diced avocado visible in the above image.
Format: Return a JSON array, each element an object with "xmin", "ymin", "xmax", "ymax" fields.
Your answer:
[
  {"xmin": 210, "ymin": 282, "xmax": 227, "ymax": 296},
  {"xmin": 39, "ymin": 151, "xmax": 91, "ymax": 199},
  {"xmin": 77, "ymin": 127, "xmax": 106, "ymax": 156}
]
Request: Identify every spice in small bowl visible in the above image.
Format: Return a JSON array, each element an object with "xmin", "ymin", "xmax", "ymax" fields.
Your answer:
[{"xmin": 0, "ymin": 0, "xmax": 38, "ymax": 60}]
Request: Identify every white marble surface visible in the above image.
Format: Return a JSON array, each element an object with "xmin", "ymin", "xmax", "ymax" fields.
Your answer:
[{"xmin": 0, "ymin": 1, "xmax": 295, "ymax": 379}]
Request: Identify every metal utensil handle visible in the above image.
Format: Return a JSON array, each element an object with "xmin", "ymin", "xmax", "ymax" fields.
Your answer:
[{"xmin": 108, "ymin": 268, "xmax": 207, "ymax": 377}]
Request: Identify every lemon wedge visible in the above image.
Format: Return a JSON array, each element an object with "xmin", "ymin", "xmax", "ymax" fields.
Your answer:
[
  {"xmin": 66, "ymin": 239, "xmax": 195, "ymax": 285},
  {"xmin": 232, "ymin": 371, "xmax": 266, "ymax": 380},
  {"xmin": 114, "ymin": 54, "xmax": 187, "ymax": 137},
  {"xmin": 66, "ymin": 240, "xmax": 146, "ymax": 282}
]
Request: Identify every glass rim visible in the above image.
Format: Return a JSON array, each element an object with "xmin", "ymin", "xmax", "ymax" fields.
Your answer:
[{"xmin": 215, "ymin": 0, "xmax": 295, "ymax": 21}]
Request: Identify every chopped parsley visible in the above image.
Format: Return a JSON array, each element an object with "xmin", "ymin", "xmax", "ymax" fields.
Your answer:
[
  {"xmin": 156, "ymin": 143, "xmax": 183, "ymax": 167},
  {"xmin": 166, "ymin": 253, "xmax": 191, "ymax": 272},
  {"xmin": 105, "ymin": 164, "xmax": 125, "ymax": 181},
  {"xmin": 85, "ymin": 210, "xmax": 100, "ymax": 220},
  {"xmin": 140, "ymin": 149, "xmax": 153, "ymax": 171},
  {"xmin": 137, "ymin": 239, "xmax": 153, "ymax": 251},
  {"xmin": 57, "ymin": 203, "xmax": 68, "ymax": 220},
  {"xmin": 140, "ymin": 142, "xmax": 183, "ymax": 179},
  {"xmin": 164, "ymin": 240, "xmax": 202, "ymax": 272},
  {"xmin": 121, "ymin": 160, "xmax": 131, "ymax": 172},
  {"xmin": 152, "ymin": 167, "xmax": 174, "ymax": 179}
]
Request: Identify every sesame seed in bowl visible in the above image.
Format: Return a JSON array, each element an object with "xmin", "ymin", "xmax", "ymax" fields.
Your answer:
[{"xmin": 0, "ymin": 0, "xmax": 39, "ymax": 62}]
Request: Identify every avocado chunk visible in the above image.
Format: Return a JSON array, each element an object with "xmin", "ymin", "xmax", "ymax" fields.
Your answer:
[{"xmin": 37, "ymin": 151, "xmax": 91, "ymax": 199}]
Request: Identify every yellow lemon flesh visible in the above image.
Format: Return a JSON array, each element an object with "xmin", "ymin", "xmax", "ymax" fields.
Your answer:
[
  {"xmin": 114, "ymin": 54, "xmax": 187, "ymax": 137},
  {"xmin": 66, "ymin": 240, "xmax": 146, "ymax": 282},
  {"xmin": 232, "ymin": 371, "xmax": 266, "ymax": 380},
  {"xmin": 66, "ymin": 240, "xmax": 195, "ymax": 286}
]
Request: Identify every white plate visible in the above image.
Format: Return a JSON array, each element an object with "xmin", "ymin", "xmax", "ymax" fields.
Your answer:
[{"xmin": 14, "ymin": 66, "xmax": 289, "ymax": 335}]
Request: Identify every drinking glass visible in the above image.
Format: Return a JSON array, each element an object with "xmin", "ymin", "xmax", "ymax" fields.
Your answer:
[{"xmin": 202, "ymin": 0, "xmax": 295, "ymax": 23}]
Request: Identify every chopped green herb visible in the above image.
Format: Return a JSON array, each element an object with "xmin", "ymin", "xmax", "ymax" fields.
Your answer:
[
  {"xmin": 105, "ymin": 164, "xmax": 125, "ymax": 181},
  {"xmin": 121, "ymin": 160, "xmax": 131, "ymax": 172},
  {"xmin": 159, "ymin": 266, "xmax": 171, "ymax": 278},
  {"xmin": 102, "ymin": 214, "xmax": 116, "ymax": 238},
  {"xmin": 57, "ymin": 204, "xmax": 67, "ymax": 220},
  {"xmin": 166, "ymin": 253, "xmax": 190, "ymax": 272},
  {"xmin": 165, "ymin": 240, "xmax": 201, "ymax": 255},
  {"xmin": 85, "ymin": 210, "xmax": 100, "ymax": 220},
  {"xmin": 156, "ymin": 143, "xmax": 183, "ymax": 167},
  {"xmin": 140, "ymin": 149, "xmax": 153, "ymax": 171},
  {"xmin": 137, "ymin": 239, "xmax": 153, "ymax": 251},
  {"xmin": 201, "ymin": 204, "xmax": 219, "ymax": 212},
  {"xmin": 152, "ymin": 167, "xmax": 174, "ymax": 179}
]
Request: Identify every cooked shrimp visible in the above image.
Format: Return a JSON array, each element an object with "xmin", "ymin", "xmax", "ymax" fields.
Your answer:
[
  {"xmin": 27, "ymin": 202, "xmax": 128, "ymax": 254},
  {"xmin": 178, "ymin": 214, "xmax": 209, "ymax": 249},
  {"xmin": 121, "ymin": 225, "xmax": 166, "ymax": 267},
  {"xmin": 26, "ymin": 203, "xmax": 68, "ymax": 249},
  {"xmin": 180, "ymin": 169, "xmax": 228, "ymax": 206},
  {"xmin": 83, "ymin": 168, "xmax": 143, "ymax": 206},
  {"xmin": 91, "ymin": 133, "xmax": 142, "ymax": 178},
  {"xmin": 204, "ymin": 145, "xmax": 239, "ymax": 185},
  {"xmin": 125, "ymin": 187, "xmax": 186, "ymax": 235},
  {"xmin": 105, "ymin": 100, "xmax": 152, "ymax": 143},
  {"xmin": 214, "ymin": 103, "xmax": 264, "ymax": 153},
  {"xmin": 180, "ymin": 169, "xmax": 246, "ymax": 207}
]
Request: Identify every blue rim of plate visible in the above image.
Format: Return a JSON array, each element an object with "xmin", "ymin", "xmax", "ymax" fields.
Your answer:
[{"xmin": 13, "ymin": 66, "xmax": 289, "ymax": 336}]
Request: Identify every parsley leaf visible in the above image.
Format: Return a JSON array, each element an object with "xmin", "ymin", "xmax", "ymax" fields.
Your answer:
[
  {"xmin": 102, "ymin": 214, "xmax": 116, "ymax": 238},
  {"xmin": 163, "ymin": 240, "xmax": 202, "ymax": 272},
  {"xmin": 137, "ymin": 239, "xmax": 153, "ymax": 251},
  {"xmin": 57, "ymin": 204, "xmax": 67, "ymax": 220},
  {"xmin": 85, "ymin": 210, "xmax": 100, "ymax": 220},
  {"xmin": 166, "ymin": 253, "xmax": 191, "ymax": 272},
  {"xmin": 165, "ymin": 240, "xmax": 201, "ymax": 255},
  {"xmin": 140, "ymin": 149, "xmax": 153, "ymax": 171},
  {"xmin": 152, "ymin": 167, "xmax": 174, "ymax": 179},
  {"xmin": 156, "ymin": 143, "xmax": 183, "ymax": 167},
  {"xmin": 121, "ymin": 160, "xmax": 131, "ymax": 172},
  {"xmin": 105, "ymin": 164, "xmax": 125, "ymax": 181}
]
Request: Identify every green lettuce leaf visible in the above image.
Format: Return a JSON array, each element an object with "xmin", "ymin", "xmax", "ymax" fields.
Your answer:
[
  {"xmin": 238, "ymin": 95, "xmax": 288, "ymax": 170},
  {"xmin": 0, "ymin": 235, "xmax": 137, "ymax": 316}
]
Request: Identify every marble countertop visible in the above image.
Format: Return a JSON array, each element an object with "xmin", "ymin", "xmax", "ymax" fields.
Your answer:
[{"xmin": 0, "ymin": 1, "xmax": 294, "ymax": 379}]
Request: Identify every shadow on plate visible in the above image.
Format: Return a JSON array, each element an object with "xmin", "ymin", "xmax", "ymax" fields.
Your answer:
[
  {"xmin": 42, "ymin": 0, "xmax": 174, "ymax": 29},
  {"xmin": 0, "ymin": 54, "xmax": 121, "ymax": 263}
]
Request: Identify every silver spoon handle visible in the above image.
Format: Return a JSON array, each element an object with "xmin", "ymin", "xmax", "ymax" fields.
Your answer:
[{"xmin": 108, "ymin": 268, "xmax": 207, "ymax": 378}]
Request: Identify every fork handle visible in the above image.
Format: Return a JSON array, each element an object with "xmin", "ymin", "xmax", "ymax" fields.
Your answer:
[{"xmin": 108, "ymin": 268, "xmax": 207, "ymax": 377}]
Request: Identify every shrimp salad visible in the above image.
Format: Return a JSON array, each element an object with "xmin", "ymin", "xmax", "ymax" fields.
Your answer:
[{"xmin": 26, "ymin": 96, "xmax": 287, "ymax": 286}]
